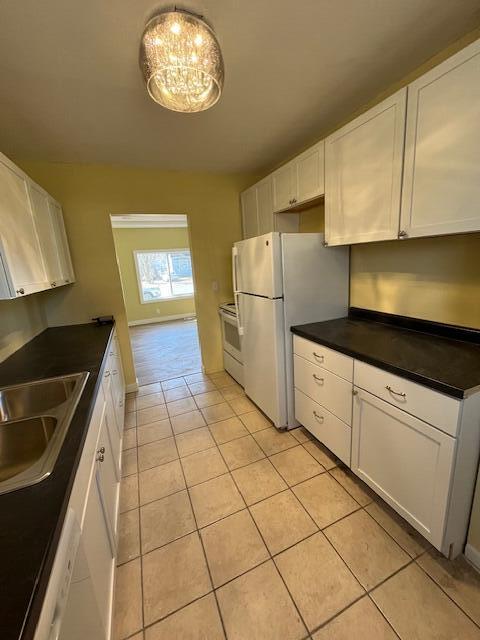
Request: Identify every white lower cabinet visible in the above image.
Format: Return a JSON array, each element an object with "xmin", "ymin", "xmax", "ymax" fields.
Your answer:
[{"xmin": 351, "ymin": 388, "xmax": 455, "ymax": 549}]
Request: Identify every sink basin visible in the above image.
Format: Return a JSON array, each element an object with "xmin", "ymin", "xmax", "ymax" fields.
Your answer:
[{"xmin": 0, "ymin": 372, "xmax": 89, "ymax": 495}]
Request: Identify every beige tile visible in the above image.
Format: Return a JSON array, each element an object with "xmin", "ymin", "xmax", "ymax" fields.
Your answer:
[
  {"xmin": 276, "ymin": 532, "xmax": 364, "ymax": 631},
  {"xmin": 161, "ymin": 377, "xmax": 186, "ymax": 390},
  {"xmin": 122, "ymin": 428, "xmax": 137, "ymax": 451},
  {"xmin": 220, "ymin": 384, "xmax": 245, "ymax": 401},
  {"xmin": 175, "ymin": 427, "xmax": 216, "ymax": 457},
  {"xmin": 371, "ymin": 563, "xmax": 480, "ymax": 639},
  {"xmin": 171, "ymin": 409, "xmax": 206, "ymax": 434},
  {"xmin": 228, "ymin": 395, "xmax": 257, "ymax": 415},
  {"xmin": 253, "ymin": 427, "xmax": 298, "ymax": 456},
  {"xmin": 163, "ymin": 385, "xmax": 191, "ymax": 402},
  {"xmin": 293, "ymin": 473, "xmax": 359, "ymax": 528},
  {"xmin": 312, "ymin": 596, "xmax": 398, "ymax": 640},
  {"xmin": 167, "ymin": 396, "xmax": 197, "ymax": 417},
  {"xmin": 125, "ymin": 397, "xmax": 136, "ymax": 413},
  {"xmin": 217, "ymin": 560, "xmax": 306, "ymax": 640},
  {"xmin": 324, "ymin": 510, "xmax": 410, "ymax": 590},
  {"xmin": 128, "ymin": 634, "xmax": 143, "ymax": 640},
  {"xmin": 137, "ymin": 403, "xmax": 168, "ymax": 426},
  {"xmin": 209, "ymin": 371, "xmax": 235, "ymax": 388},
  {"xmin": 209, "ymin": 416, "xmax": 249, "ymax": 445},
  {"xmin": 136, "ymin": 391, "xmax": 166, "ymax": 411},
  {"xmin": 139, "ymin": 460, "xmax": 185, "ymax": 505},
  {"xmin": 184, "ymin": 372, "xmax": 210, "ymax": 384},
  {"xmin": 417, "ymin": 548, "xmax": 480, "ymax": 626},
  {"xmin": 219, "ymin": 435, "xmax": 265, "ymax": 470},
  {"xmin": 366, "ymin": 499, "xmax": 431, "ymax": 558},
  {"xmin": 141, "ymin": 490, "xmax": 196, "ymax": 553},
  {"xmin": 145, "ymin": 594, "xmax": 224, "ymax": 640},
  {"xmin": 113, "ymin": 558, "xmax": 143, "ymax": 639},
  {"xmin": 137, "ymin": 418, "xmax": 173, "ymax": 446},
  {"xmin": 122, "ymin": 448, "xmax": 138, "ymax": 477},
  {"xmin": 270, "ymin": 445, "xmax": 324, "ymax": 486},
  {"xmin": 239, "ymin": 410, "xmax": 272, "ymax": 433},
  {"xmin": 187, "ymin": 380, "xmax": 216, "ymax": 394},
  {"xmin": 138, "ymin": 381, "xmax": 162, "ymax": 395},
  {"xmin": 251, "ymin": 490, "xmax": 318, "ymax": 555},
  {"xmin": 189, "ymin": 474, "xmax": 245, "ymax": 527},
  {"xmin": 302, "ymin": 440, "xmax": 339, "ymax": 470},
  {"xmin": 124, "ymin": 412, "xmax": 136, "ymax": 429},
  {"xmin": 194, "ymin": 389, "xmax": 225, "ymax": 408},
  {"xmin": 232, "ymin": 458, "xmax": 287, "ymax": 505},
  {"xmin": 137, "ymin": 437, "xmax": 178, "ymax": 471},
  {"xmin": 142, "ymin": 532, "xmax": 212, "ymax": 625},
  {"xmin": 120, "ymin": 474, "xmax": 139, "ymax": 513},
  {"xmin": 201, "ymin": 402, "xmax": 235, "ymax": 424},
  {"xmin": 181, "ymin": 447, "xmax": 228, "ymax": 486},
  {"xmin": 330, "ymin": 465, "xmax": 375, "ymax": 506},
  {"xmin": 290, "ymin": 427, "xmax": 313, "ymax": 444},
  {"xmin": 201, "ymin": 509, "xmax": 269, "ymax": 586},
  {"xmin": 117, "ymin": 509, "xmax": 140, "ymax": 565}
]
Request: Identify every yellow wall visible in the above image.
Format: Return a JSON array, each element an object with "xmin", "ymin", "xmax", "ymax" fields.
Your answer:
[
  {"xmin": 14, "ymin": 162, "xmax": 254, "ymax": 387},
  {"xmin": 0, "ymin": 295, "xmax": 47, "ymax": 362},
  {"xmin": 299, "ymin": 202, "xmax": 325, "ymax": 233},
  {"xmin": 112, "ymin": 227, "xmax": 195, "ymax": 323}
]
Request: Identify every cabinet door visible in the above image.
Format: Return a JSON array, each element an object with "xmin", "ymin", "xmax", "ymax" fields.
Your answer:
[
  {"xmin": 352, "ymin": 388, "xmax": 455, "ymax": 549},
  {"xmin": 295, "ymin": 141, "xmax": 325, "ymax": 204},
  {"xmin": 400, "ymin": 40, "xmax": 480, "ymax": 238},
  {"xmin": 241, "ymin": 187, "xmax": 258, "ymax": 239},
  {"xmin": 82, "ymin": 469, "xmax": 115, "ymax": 636},
  {"xmin": 272, "ymin": 162, "xmax": 294, "ymax": 212},
  {"xmin": 256, "ymin": 177, "xmax": 274, "ymax": 235},
  {"xmin": 49, "ymin": 200, "xmax": 75, "ymax": 284},
  {"xmin": 28, "ymin": 183, "xmax": 63, "ymax": 285},
  {"xmin": 325, "ymin": 89, "xmax": 406, "ymax": 246},
  {"xmin": 0, "ymin": 157, "xmax": 47, "ymax": 296},
  {"xmin": 96, "ymin": 412, "xmax": 120, "ymax": 548}
]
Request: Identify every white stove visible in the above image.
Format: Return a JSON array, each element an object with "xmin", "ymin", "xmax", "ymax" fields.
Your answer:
[{"xmin": 218, "ymin": 302, "xmax": 243, "ymax": 386}]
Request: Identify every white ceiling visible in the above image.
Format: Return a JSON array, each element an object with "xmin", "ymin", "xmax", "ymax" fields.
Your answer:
[{"xmin": 0, "ymin": 0, "xmax": 479, "ymax": 174}]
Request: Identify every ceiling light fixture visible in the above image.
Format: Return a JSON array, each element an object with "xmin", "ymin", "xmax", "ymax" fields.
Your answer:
[{"xmin": 140, "ymin": 8, "xmax": 224, "ymax": 113}]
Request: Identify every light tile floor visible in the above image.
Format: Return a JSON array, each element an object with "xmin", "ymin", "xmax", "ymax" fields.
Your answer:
[{"xmin": 114, "ymin": 370, "xmax": 480, "ymax": 640}]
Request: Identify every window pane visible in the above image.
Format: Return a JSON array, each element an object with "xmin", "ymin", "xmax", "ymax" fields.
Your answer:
[{"xmin": 169, "ymin": 251, "xmax": 194, "ymax": 297}]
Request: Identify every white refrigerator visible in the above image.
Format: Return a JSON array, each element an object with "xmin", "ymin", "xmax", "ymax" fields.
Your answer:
[{"xmin": 233, "ymin": 232, "xmax": 349, "ymax": 429}]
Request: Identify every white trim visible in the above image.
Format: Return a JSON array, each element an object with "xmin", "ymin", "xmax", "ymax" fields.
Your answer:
[
  {"xmin": 126, "ymin": 380, "xmax": 139, "ymax": 393},
  {"xmin": 465, "ymin": 543, "xmax": 480, "ymax": 573},
  {"xmin": 111, "ymin": 214, "xmax": 187, "ymax": 228},
  {"xmin": 128, "ymin": 313, "xmax": 196, "ymax": 326}
]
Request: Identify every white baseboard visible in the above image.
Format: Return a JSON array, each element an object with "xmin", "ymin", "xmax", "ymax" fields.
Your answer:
[
  {"xmin": 126, "ymin": 380, "xmax": 139, "ymax": 393},
  {"xmin": 465, "ymin": 543, "xmax": 480, "ymax": 572},
  {"xmin": 128, "ymin": 314, "xmax": 196, "ymax": 327}
]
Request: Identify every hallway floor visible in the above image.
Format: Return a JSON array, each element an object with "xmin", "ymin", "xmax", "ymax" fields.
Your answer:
[
  {"xmin": 130, "ymin": 320, "xmax": 202, "ymax": 386},
  {"xmin": 114, "ymin": 372, "xmax": 480, "ymax": 640}
]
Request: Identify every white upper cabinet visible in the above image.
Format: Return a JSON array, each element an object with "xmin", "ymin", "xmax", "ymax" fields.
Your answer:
[
  {"xmin": 325, "ymin": 89, "xmax": 407, "ymax": 246},
  {"xmin": 256, "ymin": 177, "xmax": 274, "ymax": 236},
  {"xmin": 0, "ymin": 151, "xmax": 75, "ymax": 299},
  {"xmin": 0, "ymin": 156, "xmax": 48, "ymax": 297},
  {"xmin": 400, "ymin": 39, "xmax": 480, "ymax": 239},
  {"xmin": 241, "ymin": 185, "xmax": 258, "ymax": 239},
  {"xmin": 272, "ymin": 141, "xmax": 325, "ymax": 213}
]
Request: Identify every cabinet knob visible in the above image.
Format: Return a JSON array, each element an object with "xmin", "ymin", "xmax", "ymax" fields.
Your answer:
[
  {"xmin": 352, "ymin": 389, "xmax": 358, "ymax": 396},
  {"xmin": 292, "ymin": 198, "xmax": 297, "ymax": 204},
  {"xmin": 398, "ymin": 230, "xmax": 408, "ymax": 239},
  {"xmin": 323, "ymin": 241, "xmax": 329, "ymax": 247},
  {"xmin": 16, "ymin": 288, "xmax": 25, "ymax": 295},
  {"xmin": 51, "ymin": 282, "xmax": 57, "ymax": 287},
  {"xmin": 65, "ymin": 279, "xmax": 70, "ymax": 283},
  {"xmin": 97, "ymin": 446, "xmax": 106, "ymax": 455},
  {"xmin": 96, "ymin": 453, "xmax": 105, "ymax": 463}
]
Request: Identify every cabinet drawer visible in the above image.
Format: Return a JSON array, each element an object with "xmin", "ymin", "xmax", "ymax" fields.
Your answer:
[
  {"xmin": 294, "ymin": 388, "xmax": 351, "ymax": 466},
  {"xmin": 294, "ymin": 354, "xmax": 352, "ymax": 425},
  {"xmin": 354, "ymin": 361, "xmax": 460, "ymax": 436},
  {"xmin": 293, "ymin": 335, "xmax": 353, "ymax": 381}
]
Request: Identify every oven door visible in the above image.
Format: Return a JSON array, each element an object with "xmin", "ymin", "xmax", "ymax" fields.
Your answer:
[{"xmin": 219, "ymin": 310, "xmax": 243, "ymax": 363}]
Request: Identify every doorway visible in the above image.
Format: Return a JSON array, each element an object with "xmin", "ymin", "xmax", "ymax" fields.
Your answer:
[{"xmin": 110, "ymin": 214, "xmax": 202, "ymax": 386}]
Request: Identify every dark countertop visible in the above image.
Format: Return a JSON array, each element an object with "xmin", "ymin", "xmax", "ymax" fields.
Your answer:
[
  {"xmin": 291, "ymin": 308, "xmax": 480, "ymax": 399},
  {"xmin": 0, "ymin": 323, "xmax": 114, "ymax": 640}
]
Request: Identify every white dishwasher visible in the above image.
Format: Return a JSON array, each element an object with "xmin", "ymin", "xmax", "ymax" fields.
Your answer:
[{"xmin": 34, "ymin": 508, "xmax": 105, "ymax": 640}]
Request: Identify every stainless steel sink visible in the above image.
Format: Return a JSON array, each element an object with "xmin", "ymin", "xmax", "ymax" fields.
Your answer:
[{"xmin": 0, "ymin": 372, "xmax": 89, "ymax": 495}]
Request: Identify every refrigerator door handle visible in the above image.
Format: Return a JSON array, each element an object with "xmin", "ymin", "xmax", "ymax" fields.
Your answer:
[
  {"xmin": 234, "ymin": 292, "xmax": 244, "ymax": 335},
  {"xmin": 232, "ymin": 246, "xmax": 239, "ymax": 293}
]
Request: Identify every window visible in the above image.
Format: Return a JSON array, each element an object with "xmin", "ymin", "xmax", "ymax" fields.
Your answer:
[{"xmin": 134, "ymin": 249, "xmax": 194, "ymax": 303}]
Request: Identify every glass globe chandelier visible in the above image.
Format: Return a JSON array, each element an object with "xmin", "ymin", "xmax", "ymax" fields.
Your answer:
[{"xmin": 140, "ymin": 9, "xmax": 224, "ymax": 113}]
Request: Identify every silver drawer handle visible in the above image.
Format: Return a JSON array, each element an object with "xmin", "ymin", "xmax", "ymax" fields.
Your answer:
[
  {"xmin": 386, "ymin": 385, "xmax": 406, "ymax": 398},
  {"xmin": 313, "ymin": 411, "xmax": 324, "ymax": 423},
  {"xmin": 312, "ymin": 374, "xmax": 324, "ymax": 384},
  {"xmin": 313, "ymin": 352, "xmax": 324, "ymax": 362}
]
